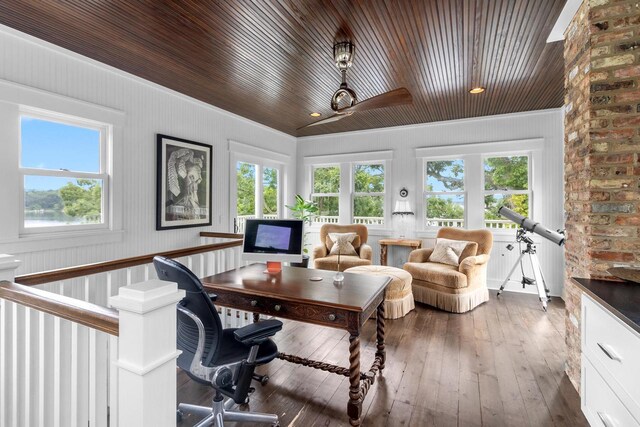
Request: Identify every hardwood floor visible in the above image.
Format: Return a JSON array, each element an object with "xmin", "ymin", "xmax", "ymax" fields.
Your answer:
[{"xmin": 176, "ymin": 291, "xmax": 588, "ymax": 426}]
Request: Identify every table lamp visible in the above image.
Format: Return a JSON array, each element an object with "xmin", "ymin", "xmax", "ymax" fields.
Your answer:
[{"xmin": 392, "ymin": 200, "xmax": 414, "ymax": 238}]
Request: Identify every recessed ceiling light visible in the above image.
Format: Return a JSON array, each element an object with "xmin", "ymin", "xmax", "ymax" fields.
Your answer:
[
  {"xmin": 309, "ymin": 112, "xmax": 321, "ymax": 117},
  {"xmin": 469, "ymin": 87, "xmax": 485, "ymax": 94}
]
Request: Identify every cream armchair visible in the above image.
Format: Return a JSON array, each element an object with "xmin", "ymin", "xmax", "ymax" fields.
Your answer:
[
  {"xmin": 403, "ymin": 227, "xmax": 493, "ymax": 313},
  {"xmin": 313, "ymin": 224, "xmax": 373, "ymax": 271}
]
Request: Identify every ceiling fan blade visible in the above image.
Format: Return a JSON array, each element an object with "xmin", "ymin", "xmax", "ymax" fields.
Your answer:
[
  {"xmin": 297, "ymin": 112, "xmax": 352, "ymax": 130},
  {"xmin": 339, "ymin": 88, "xmax": 412, "ymax": 114}
]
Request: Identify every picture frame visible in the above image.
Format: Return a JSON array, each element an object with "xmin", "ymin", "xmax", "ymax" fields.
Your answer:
[{"xmin": 156, "ymin": 134, "xmax": 212, "ymax": 230}]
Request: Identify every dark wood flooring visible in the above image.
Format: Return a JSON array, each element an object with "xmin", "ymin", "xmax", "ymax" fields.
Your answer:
[{"xmin": 177, "ymin": 291, "xmax": 588, "ymax": 426}]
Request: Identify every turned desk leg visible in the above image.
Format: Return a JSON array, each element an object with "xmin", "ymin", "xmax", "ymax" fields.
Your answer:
[
  {"xmin": 376, "ymin": 302, "xmax": 386, "ymax": 370},
  {"xmin": 380, "ymin": 244, "xmax": 387, "ymax": 266},
  {"xmin": 347, "ymin": 334, "xmax": 362, "ymax": 426}
]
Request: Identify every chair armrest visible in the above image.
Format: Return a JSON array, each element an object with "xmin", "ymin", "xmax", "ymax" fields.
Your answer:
[
  {"xmin": 234, "ymin": 319, "xmax": 283, "ymax": 346},
  {"xmin": 408, "ymin": 248, "xmax": 433, "ymax": 263},
  {"xmin": 177, "ymin": 304, "xmax": 210, "ymax": 378},
  {"xmin": 313, "ymin": 243, "xmax": 327, "ymax": 259},
  {"xmin": 458, "ymin": 254, "xmax": 490, "ymax": 273},
  {"xmin": 208, "ymin": 292, "xmax": 218, "ymax": 301},
  {"xmin": 359, "ymin": 244, "xmax": 373, "ymax": 261}
]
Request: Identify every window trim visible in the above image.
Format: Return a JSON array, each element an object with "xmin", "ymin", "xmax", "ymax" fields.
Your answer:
[{"xmin": 18, "ymin": 108, "xmax": 112, "ymax": 235}]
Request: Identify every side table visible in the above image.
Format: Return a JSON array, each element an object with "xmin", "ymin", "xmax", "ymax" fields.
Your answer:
[{"xmin": 379, "ymin": 238, "xmax": 422, "ymax": 266}]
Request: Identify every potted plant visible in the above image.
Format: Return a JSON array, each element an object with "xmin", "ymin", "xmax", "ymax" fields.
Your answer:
[{"xmin": 286, "ymin": 194, "xmax": 319, "ymax": 268}]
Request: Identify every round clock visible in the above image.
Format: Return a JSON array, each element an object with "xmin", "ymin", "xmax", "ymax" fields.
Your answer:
[{"xmin": 399, "ymin": 187, "xmax": 408, "ymax": 198}]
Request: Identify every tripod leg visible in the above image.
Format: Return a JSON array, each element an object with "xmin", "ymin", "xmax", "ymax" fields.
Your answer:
[
  {"xmin": 529, "ymin": 253, "xmax": 549, "ymax": 311},
  {"xmin": 498, "ymin": 252, "xmax": 526, "ymax": 296}
]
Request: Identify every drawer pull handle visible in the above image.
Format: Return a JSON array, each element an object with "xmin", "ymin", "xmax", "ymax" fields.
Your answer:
[
  {"xmin": 597, "ymin": 343, "xmax": 622, "ymax": 362},
  {"xmin": 250, "ymin": 300, "xmax": 258, "ymax": 307},
  {"xmin": 328, "ymin": 314, "xmax": 336, "ymax": 321},
  {"xmin": 274, "ymin": 304, "xmax": 281, "ymax": 312},
  {"xmin": 597, "ymin": 411, "xmax": 615, "ymax": 427}
]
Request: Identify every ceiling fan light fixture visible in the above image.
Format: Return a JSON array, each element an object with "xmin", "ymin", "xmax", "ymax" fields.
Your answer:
[
  {"xmin": 309, "ymin": 112, "xmax": 321, "ymax": 117},
  {"xmin": 469, "ymin": 87, "xmax": 486, "ymax": 94},
  {"xmin": 333, "ymin": 41, "xmax": 355, "ymax": 71}
]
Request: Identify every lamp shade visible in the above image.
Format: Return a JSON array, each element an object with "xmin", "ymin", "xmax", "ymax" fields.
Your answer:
[{"xmin": 393, "ymin": 200, "xmax": 413, "ymax": 215}]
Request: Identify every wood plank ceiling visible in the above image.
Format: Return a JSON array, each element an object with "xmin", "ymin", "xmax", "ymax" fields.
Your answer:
[{"xmin": 0, "ymin": 1, "xmax": 566, "ymax": 137}]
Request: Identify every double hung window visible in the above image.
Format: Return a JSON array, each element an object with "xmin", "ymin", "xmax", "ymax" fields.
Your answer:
[
  {"xmin": 424, "ymin": 160, "xmax": 465, "ymax": 228},
  {"xmin": 483, "ymin": 155, "xmax": 530, "ymax": 229},
  {"xmin": 311, "ymin": 165, "xmax": 340, "ymax": 224},
  {"xmin": 353, "ymin": 163, "xmax": 385, "ymax": 226},
  {"xmin": 19, "ymin": 111, "xmax": 110, "ymax": 232}
]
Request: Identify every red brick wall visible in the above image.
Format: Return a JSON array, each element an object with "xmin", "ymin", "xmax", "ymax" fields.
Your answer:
[{"xmin": 563, "ymin": 0, "xmax": 640, "ymax": 392}]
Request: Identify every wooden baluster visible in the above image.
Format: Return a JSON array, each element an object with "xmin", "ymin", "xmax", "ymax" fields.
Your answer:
[
  {"xmin": 144, "ymin": 265, "xmax": 149, "ymax": 281},
  {"xmin": 199, "ymin": 254, "xmax": 204, "ymax": 278},
  {"xmin": 126, "ymin": 269, "xmax": 132, "ymax": 286}
]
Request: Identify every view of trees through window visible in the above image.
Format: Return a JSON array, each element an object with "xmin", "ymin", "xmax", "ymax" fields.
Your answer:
[
  {"xmin": 353, "ymin": 164, "xmax": 385, "ymax": 225},
  {"xmin": 484, "ymin": 156, "xmax": 529, "ymax": 228},
  {"xmin": 236, "ymin": 162, "xmax": 279, "ymax": 232},
  {"xmin": 312, "ymin": 166, "xmax": 340, "ymax": 221},
  {"xmin": 236, "ymin": 162, "xmax": 256, "ymax": 216},
  {"xmin": 425, "ymin": 160, "xmax": 465, "ymax": 227},
  {"xmin": 21, "ymin": 116, "xmax": 106, "ymax": 228}
]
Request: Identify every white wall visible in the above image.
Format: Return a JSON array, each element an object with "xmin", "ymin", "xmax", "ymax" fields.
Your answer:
[
  {"xmin": 0, "ymin": 26, "xmax": 297, "ymax": 275},
  {"xmin": 297, "ymin": 110, "xmax": 566, "ymax": 296}
]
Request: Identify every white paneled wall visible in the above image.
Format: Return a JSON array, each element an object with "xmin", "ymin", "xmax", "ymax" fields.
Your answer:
[
  {"xmin": 0, "ymin": 25, "xmax": 297, "ymax": 276},
  {"xmin": 298, "ymin": 110, "xmax": 566, "ymax": 296}
]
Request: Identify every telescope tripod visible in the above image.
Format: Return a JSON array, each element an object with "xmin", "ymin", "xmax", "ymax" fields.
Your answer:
[{"xmin": 497, "ymin": 231, "xmax": 551, "ymax": 311}]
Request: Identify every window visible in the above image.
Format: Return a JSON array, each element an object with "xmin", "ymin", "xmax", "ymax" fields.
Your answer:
[
  {"xmin": 353, "ymin": 164, "xmax": 385, "ymax": 226},
  {"xmin": 424, "ymin": 160, "xmax": 465, "ymax": 228},
  {"xmin": 20, "ymin": 112, "xmax": 110, "ymax": 232},
  {"xmin": 263, "ymin": 167, "xmax": 279, "ymax": 218},
  {"xmin": 312, "ymin": 165, "xmax": 340, "ymax": 224},
  {"xmin": 234, "ymin": 160, "xmax": 282, "ymax": 233},
  {"xmin": 483, "ymin": 155, "xmax": 530, "ymax": 229}
]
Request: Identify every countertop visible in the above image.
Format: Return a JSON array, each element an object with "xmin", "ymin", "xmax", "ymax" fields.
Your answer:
[{"xmin": 572, "ymin": 277, "xmax": 640, "ymax": 334}]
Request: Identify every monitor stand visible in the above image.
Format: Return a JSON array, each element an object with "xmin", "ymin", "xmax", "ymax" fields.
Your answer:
[{"xmin": 265, "ymin": 261, "xmax": 282, "ymax": 274}]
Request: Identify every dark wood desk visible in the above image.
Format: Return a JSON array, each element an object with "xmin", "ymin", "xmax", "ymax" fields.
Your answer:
[{"xmin": 201, "ymin": 264, "xmax": 390, "ymax": 426}]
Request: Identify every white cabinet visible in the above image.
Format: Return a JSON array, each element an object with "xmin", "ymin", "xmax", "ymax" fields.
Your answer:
[{"xmin": 582, "ymin": 294, "xmax": 640, "ymax": 426}]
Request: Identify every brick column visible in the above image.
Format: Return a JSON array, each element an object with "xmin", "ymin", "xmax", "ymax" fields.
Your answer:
[{"xmin": 563, "ymin": 0, "xmax": 640, "ymax": 392}]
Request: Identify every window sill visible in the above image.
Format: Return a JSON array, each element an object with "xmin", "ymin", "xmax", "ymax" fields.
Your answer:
[{"xmin": 0, "ymin": 228, "xmax": 124, "ymax": 254}]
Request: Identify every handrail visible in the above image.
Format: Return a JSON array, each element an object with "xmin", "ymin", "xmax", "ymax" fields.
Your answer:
[
  {"xmin": 200, "ymin": 231, "xmax": 244, "ymax": 239},
  {"xmin": 0, "ymin": 281, "xmax": 119, "ymax": 335},
  {"xmin": 15, "ymin": 239, "xmax": 242, "ymax": 286}
]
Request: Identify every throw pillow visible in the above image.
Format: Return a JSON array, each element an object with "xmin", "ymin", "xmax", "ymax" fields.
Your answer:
[
  {"xmin": 430, "ymin": 238, "xmax": 470, "ymax": 266},
  {"xmin": 326, "ymin": 235, "xmax": 361, "ymax": 251},
  {"xmin": 328, "ymin": 232, "xmax": 358, "ymax": 256}
]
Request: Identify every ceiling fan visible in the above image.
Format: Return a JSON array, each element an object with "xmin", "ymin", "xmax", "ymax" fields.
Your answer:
[{"xmin": 299, "ymin": 41, "xmax": 413, "ymax": 129}]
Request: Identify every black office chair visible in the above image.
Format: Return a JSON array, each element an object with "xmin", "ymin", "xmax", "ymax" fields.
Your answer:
[{"xmin": 153, "ymin": 256, "xmax": 282, "ymax": 427}]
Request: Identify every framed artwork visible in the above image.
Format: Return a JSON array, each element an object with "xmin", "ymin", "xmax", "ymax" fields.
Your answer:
[{"xmin": 156, "ymin": 134, "xmax": 212, "ymax": 230}]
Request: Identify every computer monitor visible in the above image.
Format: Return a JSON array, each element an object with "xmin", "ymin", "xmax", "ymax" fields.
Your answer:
[{"xmin": 242, "ymin": 219, "xmax": 303, "ymax": 272}]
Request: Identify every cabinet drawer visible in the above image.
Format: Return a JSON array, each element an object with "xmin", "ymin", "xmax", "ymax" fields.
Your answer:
[
  {"xmin": 582, "ymin": 355, "xmax": 639, "ymax": 427},
  {"xmin": 583, "ymin": 294, "xmax": 640, "ymax": 410}
]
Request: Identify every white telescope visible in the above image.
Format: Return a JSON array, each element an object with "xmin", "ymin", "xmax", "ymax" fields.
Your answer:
[{"xmin": 498, "ymin": 206, "xmax": 565, "ymax": 246}]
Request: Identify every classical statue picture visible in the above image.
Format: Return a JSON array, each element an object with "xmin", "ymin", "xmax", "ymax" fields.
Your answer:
[{"xmin": 156, "ymin": 134, "xmax": 212, "ymax": 230}]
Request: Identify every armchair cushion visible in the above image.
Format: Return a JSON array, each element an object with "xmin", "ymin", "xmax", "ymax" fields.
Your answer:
[
  {"xmin": 312, "ymin": 243, "xmax": 327, "ymax": 260},
  {"xmin": 314, "ymin": 255, "xmax": 371, "ymax": 271},
  {"xmin": 403, "ymin": 262, "xmax": 468, "ymax": 289},
  {"xmin": 328, "ymin": 232, "xmax": 358, "ymax": 256}
]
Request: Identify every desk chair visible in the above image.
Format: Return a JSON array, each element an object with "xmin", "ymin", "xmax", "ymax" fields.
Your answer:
[{"xmin": 153, "ymin": 256, "xmax": 282, "ymax": 427}]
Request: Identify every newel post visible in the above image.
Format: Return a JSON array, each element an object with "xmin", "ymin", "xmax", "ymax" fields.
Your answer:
[
  {"xmin": 0, "ymin": 254, "xmax": 21, "ymax": 281},
  {"xmin": 109, "ymin": 279, "xmax": 185, "ymax": 427}
]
